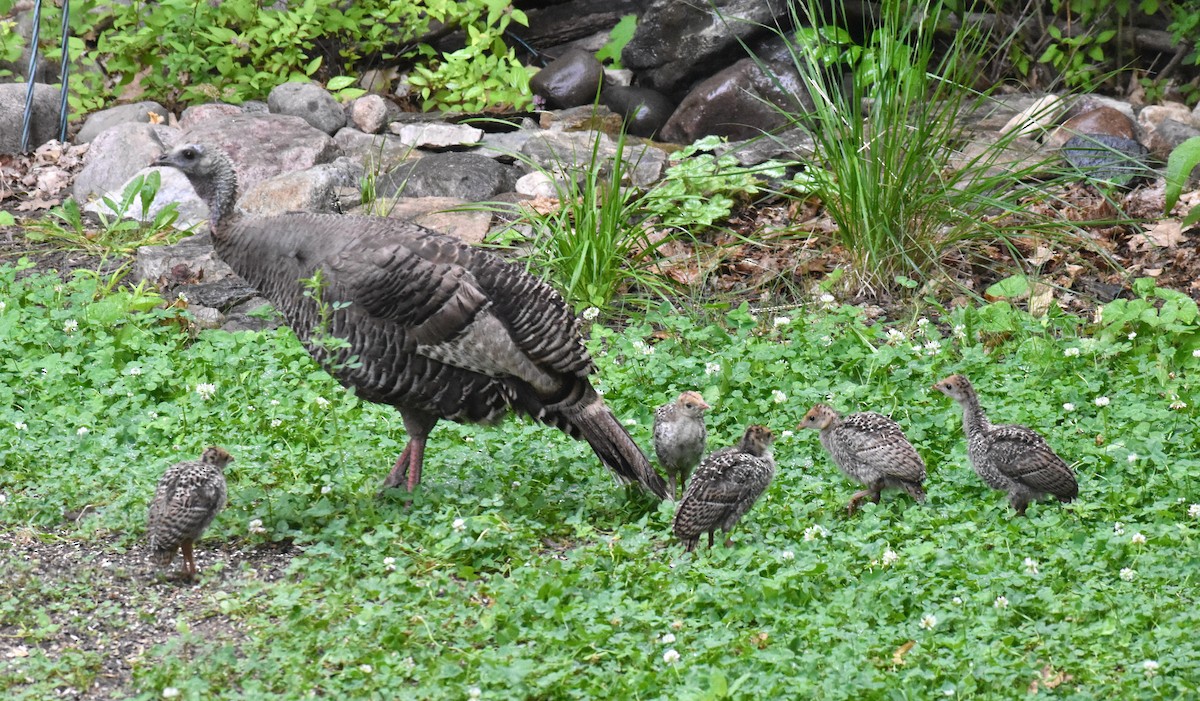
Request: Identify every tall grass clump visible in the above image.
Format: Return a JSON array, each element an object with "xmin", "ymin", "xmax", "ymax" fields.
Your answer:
[{"xmin": 770, "ymin": 0, "xmax": 1091, "ymax": 296}]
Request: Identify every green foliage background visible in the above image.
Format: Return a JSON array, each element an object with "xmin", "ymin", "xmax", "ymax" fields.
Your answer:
[{"xmin": 2, "ymin": 263, "xmax": 1199, "ymax": 698}]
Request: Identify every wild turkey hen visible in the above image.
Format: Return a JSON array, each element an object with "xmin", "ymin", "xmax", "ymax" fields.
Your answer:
[
  {"xmin": 933, "ymin": 374, "xmax": 1078, "ymax": 515},
  {"xmin": 155, "ymin": 144, "xmax": 668, "ymax": 500},
  {"xmin": 147, "ymin": 446, "xmax": 234, "ymax": 578},
  {"xmin": 798, "ymin": 403, "xmax": 926, "ymax": 515},
  {"xmin": 653, "ymin": 390, "xmax": 710, "ymax": 499},
  {"xmin": 672, "ymin": 424, "xmax": 775, "ymax": 552}
]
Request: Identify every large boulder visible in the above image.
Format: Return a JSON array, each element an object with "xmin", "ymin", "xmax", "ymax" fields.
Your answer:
[
  {"xmin": 0, "ymin": 82, "xmax": 63, "ymax": 154},
  {"xmin": 267, "ymin": 81, "xmax": 347, "ymax": 135}
]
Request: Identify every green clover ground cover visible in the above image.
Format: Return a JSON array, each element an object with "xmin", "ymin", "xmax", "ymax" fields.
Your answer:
[{"xmin": 2, "ymin": 260, "xmax": 1199, "ymax": 699}]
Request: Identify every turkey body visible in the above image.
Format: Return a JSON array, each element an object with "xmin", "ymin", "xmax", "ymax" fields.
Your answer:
[
  {"xmin": 155, "ymin": 144, "xmax": 667, "ymax": 500},
  {"xmin": 672, "ymin": 425, "xmax": 775, "ymax": 552},
  {"xmin": 798, "ymin": 403, "xmax": 926, "ymax": 515},
  {"xmin": 147, "ymin": 446, "xmax": 233, "ymax": 578},
  {"xmin": 653, "ymin": 391, "xmax": 710, "ymax": 499},
  {"xmin": 934, "ymin": 374, "xmax": 1078, "ymax": 515}
]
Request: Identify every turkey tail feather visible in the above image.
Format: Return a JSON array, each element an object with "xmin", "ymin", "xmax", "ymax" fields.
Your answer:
[{"xmin": 573, "ymin": 404, "xmax": 669, "ymax": 500}]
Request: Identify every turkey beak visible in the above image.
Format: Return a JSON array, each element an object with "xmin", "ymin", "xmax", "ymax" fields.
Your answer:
[{"xmin": 699, "ymin": 399, "xmax": 711, "ymax": 410}]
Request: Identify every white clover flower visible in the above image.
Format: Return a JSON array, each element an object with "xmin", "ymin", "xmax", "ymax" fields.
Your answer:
[
  {"xmin": 1194, "ymin": 349, "xmax": 1200, "ymax": 358},
  {"xmin": 63, "ymin": 319, "xmax": 78, "ymax": 333},
  {"xmin": 1114, "ymin": 522, "xmax": 1125, "ymax": 536},
  {"xmin": 886, "ymin": 328, "xmax": 906, "ymax": 343},
  {"xmin": 1127, "ymin": 332, "xmax": 1137, "ymax": 340},
  {"xmin": 383, "ymin": 556, "xmax": 396, "ymax": 572},
  {"xmin": 453, "ymin": 518, "xmax": 466, "ymax": 532},
  {"xmin": 467, "ymin": 686, "xmax": 482, "ymax": 699},
  {"xmin": 820, "ymin": 293, "xmax": 836, "ymax": 305},
  {"xmin": 14, "ymin": 421, "xmax": 27, "ymax": 431},
  {"xmin": 399, "ymin": 656, "xmax": 416, "ymax": 671},
  {"xmin": 662, "ymin": 649, "xmax": 680, "ymax": 664},
  {"xmin": 0, "ymin": 301, "xmax": 5, "ymax": 312},
  {"xmin": 1170, "ymin": 400, "xmax": 1187, "ymax": 410},
  {"xmin": 919, "ymin": 614, "xmax": 938, "ymax": 630},
  {"xmin": 1188, "ymin": 503, "xmax": 1200, "ymax": 519},
  {"xmin": 148, "ymin": 411, "xmax": 159, "ymax": 419},
  {"xmin": 951, "ymin": 596, "xmax": 963, "ymax": 605},
  {"xmin": 704, "ymin": 361, "xmax": 721, "ymax": 375},
  {"xmin": 581, "ymin": 306, "xmax": 600, "ymax": 320},
  {"xmin": 315, "ymin": 396, "xmax": 330, "ymax": 408},
  {"xmin": 803, "ymin": 525, "xmax": 829, "ymax": 541},
  {"xmin": 162, "ymin": 689, "xmax": 180, "ymax": 699},
  {"xmin": 924, "ymin": 340, "xmax": 942, "ymax": 356},
  {"xmin": 993, "ymin": 595, "xmax": 1009, "ymax": 609},
  {"xmin": 773, "ymin": 316, "xmax": 791, "ymax": 327},
  {"xmin": 270, "ymin": 399, "xmax": 280, "ymax": 406},
  {"xmin": 1023, "ymin": 557, "xmax": 1039, "ymax": 575},
  {"xmin": 952, "ymin": 324, "xmax": 966, "ymax": 340},
  {"xmin": 1130, "ymin": 532, "xmax": 1147, "ymax": 545},
  {"xmin": 128, "ymin": 366, "xmax": 143, "ymax": 376},
  {"xmin": 917, "ymin": 317, "xmax": 929, "ymax": 328},
  {"xmin": 76, "ymin": 426, "xmax": 89, "ymax": 436},
  {"xmin": 1127, "ymin": 453, "xmax": 1138, "ymax": 463},
  {"xmin": 780, "ymin": 429, "xmax": 794, "ymax": 439},
  {"xmin": 1062, "ymin": 402, "xmax": 1075, "ymax": 412},
  {"xmin": 195, "ymin": 383, "xmax": 217, "ymax": 400},
  {"xmin": 248, "ymin": 518, "xmax": 267, "ymax": 535},
  {"xmin": 321, "ymin": 484, "xmax": 332, "ymax": 495},
  {"xmin": 1142, "ymin": 660, "xmax": 1160, "ymax": 677},
  {"xmin": 771, "ymin": 389, "xmax": 787, "ymax": 404},
  {"xmin": 1094, "ymin": 396, "xmax": 1110, "ymax": 407},
  {"xmin": 882, "ymin": 549, "xmax": 899, "ymax": 567},
  {"xmin": 622, "ymin": 418, "xmax": 637, "ymax": 426},
  {"xmin": 359, "ymin": 664, "xmax": 373, "ymax": 674},
  {"xmin": 0, "ymin": 493, "xmax": 6, "ymax": 505},
  {"xmin": 511, "ymin": 481, "xmax": 520, "ymax": 488},
  {"xmin": 1119, "ymin": 567, "xmax": 1136, "ymax": 582},
  {"xmin": 660, "ymin": 633, "xmax": 676, "ymax": 644},
  {"xmin": 780, "ymin": 550, "xmax": 795, "ymax": 560},
  {"xmin": 1063, "ymin": 347, "xmax": 1080, "ymax": 357},
  {"xmin": 270, "ymin": 419, "xmax": 282, "ymax": 428}
]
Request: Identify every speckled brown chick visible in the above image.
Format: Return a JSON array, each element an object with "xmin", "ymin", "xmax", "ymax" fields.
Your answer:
[
  {"xmin": 147, "ymin": 446, "xmax": 234, "ymax": 578},
  {"xmin": 934, "ymin": 374, "xmax": 1078, "ymax": 516},
  {"xmin": 654, "ymin": 391, "xmax": 711, "ymax": 499},
  {"xmin": 672, "ymin": 425, "xmax": 775, "ymax": 552},
  {"xmin": 798, "ymin": 403, "xmax": 927, "ymax": 515}
]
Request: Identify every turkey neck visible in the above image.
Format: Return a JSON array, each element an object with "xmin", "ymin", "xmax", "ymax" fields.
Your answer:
[
  {"xmin": 201, "ymin": 156, "xmax": 241, "ymax": 235},
  {"xmin": 957, "ymin": 389, "xmax": 991, "ymax": 438}
]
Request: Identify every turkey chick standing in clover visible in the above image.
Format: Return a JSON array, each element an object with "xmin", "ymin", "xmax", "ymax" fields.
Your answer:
[
  {"xmin": 653, "ymin": 391, "xmax": 710, "ymax": 499},
  {"xmin": 147, "ymin": 446, "xmax": 234, "ymax": 579},
  {"xmin": 933, "ymin": 374, "xmax": 1078, "ymax": 516},
  {"xmin": 673, "ymin": 425, "xmax": 775, "ymax": 552},
  {"xmin": 798, "ymin": 403, "xmax": 926, "ymax": 515},
  {"xmin": 154, "ymin": 144, "xmax": 668, "ymax": 501}
]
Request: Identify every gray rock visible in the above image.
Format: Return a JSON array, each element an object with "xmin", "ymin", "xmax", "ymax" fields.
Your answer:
[
  {"xmin": 521, "ymin": 130, "xmax": 668, "ymax": 188},
  {"xmin": 0, "ymin": 82, "xmax": 63, "ymax": 154},
  {"xmin": 660, "ymin": 56, "xmax": 810, "ymax": 144},
  {"xmin": 179, "ymin": 103, "xmax": 244, "ymax": 130},
  {"xmin": 176, "ymin": 113, "xmax": 340, "ymax": 195},
  {"xmin": 223, "ymin": 297, "xmax": 281, "ymax": 332},
  {"xmin": 239, "ymin": 158, "xmax": 364, "ymax": 218},
  {"xmin": 515, "ymin": 170, "xmax": 560, "ymax": 198},
  {"xmin": 377, "ymin": 152, "xmax": 518, "ymax": 200},
  {"xmin": 84, "ymin": 166, "xmax": 209, "ymax": 231},
  {"xmin": 1061, "ymin": 134, "xmax": 1151, "ymax": 186},
  {"xmin": 600, "ymin": 86, "xmax": 675, "ymax": 138},
  {"xmin": 189, "ymin": 305, "xmax": 225, "ymax": 330},
  {"xmin": 267, "ymin": 81, "xmax": 347, "ymax": 135},
  {"xmin": 334, "ymin": 128, "xmax": 419, "ymax": 174},
  {"xmin": 389, "ymin": 121, "xmax": 485, "ymax": 149},
  {"xmin": 76, "ymin": 101, "xmax": 170, "ymax": 143},
  {"xmin": 379, "ymin": 197, "xmax": 494, "ymax": 244},
  {"xmin": 474, "ymin": 128, "xmax": 539, "ymax": 161},
  {"xmin": 1142, "ymin": 118, "xmax": 1200, "ymax": 161},
  {"xmin": 621, "ymin": 0, "xmax": 781, "ymax": 99},
  {"xmin": 72, "ymin": 122, "xmax": 175, "ymax": 202},
  {"xmin": 347, "ymin": 94, "xmax": 400, "ymax": 134},
  {"xmin": 717, "ymin": 127, "xmax": 815, "ymax": 166},
  {"xmin": 134, "ymin": 233, "xmax": 237, "ymax": 288},
  {"xmin": 530, "ymin": 49, "xmax": 605, "ymax": 109}
]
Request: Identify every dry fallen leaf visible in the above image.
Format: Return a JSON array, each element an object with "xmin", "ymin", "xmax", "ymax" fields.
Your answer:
[
  {"xmin": 891, "ymin": 640, "xmax": 915, "ymax": 667},
  {"xmin": 1143, "ymin": 220, "xmax": 1185, "ymax": 248},
  {"xmin": 1028, "ymin": 281, "xmax": 1054, "ymax": 317}
]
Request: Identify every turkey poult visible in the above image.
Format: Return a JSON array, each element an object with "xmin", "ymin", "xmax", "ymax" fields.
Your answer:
[
  {"xmin": 653, "ymin": 391, "xmax": 710, "ymax": 499},
  {"xmin": 933, "ymin": 374, "xmax": 1078, "ymax": 516},
  {"xmin": 154, "ymin": 144, "xmax": 668, "ymax": 500},
  {"xmin": 798, "ymin": 404, "xmax": 927, "ymax": 515},
  {"xmin": 672, "ymin": 425, "xmax": 775, "ymax": 552},
  {"xmin": 147, "ymin": 446, "xmax": 234, "ymax": 578}
]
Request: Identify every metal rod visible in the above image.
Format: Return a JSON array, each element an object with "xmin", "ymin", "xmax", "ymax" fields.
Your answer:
[
  {"xmin": 58, "ymin": 0, "xmax": 70, "ymax": 142},
  {"xmin": 20, "ymin": 0, "xmax": 44, "ymax": 152}
]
